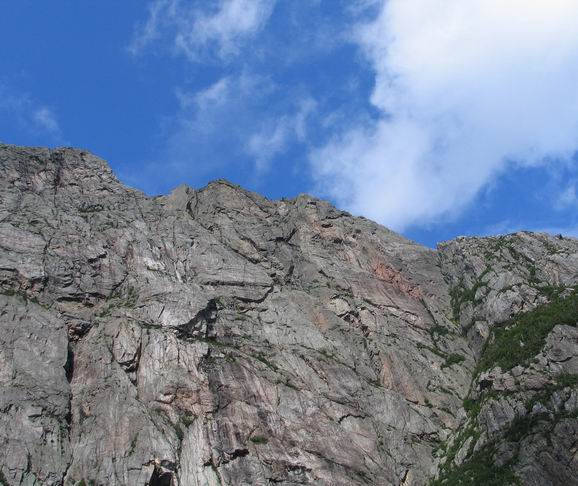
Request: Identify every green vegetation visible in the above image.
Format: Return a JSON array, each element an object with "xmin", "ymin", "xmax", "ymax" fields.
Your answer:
[
  {"xmin": 482, "ymin": 237, "xmax": 563, "ymax": 300},
  {"xmin": 435, "ymin": 370, "xmax": 578, "ymax": 485},
  {"xmin": 97, "ymin": 285, "xmax": 139, "ymax": 317},
  {"xmin": 125, "ymin": 286, "xmax": 138, "ymax": 307},
  {"xmin": 525, "ymin": 373, "xmax": 578, "ymax": 412},
  {"xmin": 249, "ymin": 435, "xmax": 269, "ymax": 445},
  {"xmin": 253, "ymin": 352, "xmax": 279, "ymax": 372},
  {"xmin": 462, "ymin": 398, "xmax": 481, "ymax": 417},
  {"xmin": 484, "ymin": 235, "xmax": 515, "ymax": 259},
  {"xmin": 74, "ymin": 479, "xmax": 96, "ymax": 486},
  {"xmin": 1, "ymin": 287, "xmax": 20, "ymax": 297},
  {"xmin": 151, "ymin": 407, "xmax": 184, "ymax": 441},
  {"xmin": 437, "ymin": 398, "xmax": 578, "ymax": 485},
  {"xmin": 556, "ymin": 372, "xmax": 578, "ymax": 387},
  {"xmin": 433, "ymin": 419, "xmax": 481, "ymax": 476},
  {"xmin": 182, "ymin": 414, "xmax": 195, "ymax": 427},
  {"xmin": 442, "ymin": 353, "xmax": 465, "ymax": 368},
  {"xmin": 432, "ymin": 402, "xmax": 545, "ymax": 486},
  {"xmin": 477, "ymin": 288, "xmax": 578, "ymax": 374},
  {"xmin": 541, "ymin": 239, "xmax": 564, "ymax": 256},
  {"xmin": 503, "ymin": 413, "xmax": 546, "ymax": 444},
  {"xmin": 0, "ymin": 286, "xmax": 41, "ymax": 305},
  {"xmin": 449, "ymin": 267, "xmax": 491, "ymax": 322},
  {"xmin": 430, "ymin": 324, "xmax": 451, "ymax": 337},
  {"xmin": 416, "ymin": 342, "xmax": 447, "ymax": 360},
  {"xmin": 173, "ymin": 422, "xmax": 184, "ymax": 441},
  {"xmin": 431, "ymin": 441, "xmax": 520, "ymax": 486},
  {"xmin": 434, "ymin": 264, "xmax": 578, "ymax": 485},
  {"xmin": 526, "ymin": 265, "xmax": 565, "ymax": 299},
  {"xmin": 128, "ymin": 433, "xmax": 139, "ymax": 455}
]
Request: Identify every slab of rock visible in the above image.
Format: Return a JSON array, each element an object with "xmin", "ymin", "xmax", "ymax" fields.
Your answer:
[{"xmin": 0, "ymin": 144, "xmax": 577, "ymax": 485}]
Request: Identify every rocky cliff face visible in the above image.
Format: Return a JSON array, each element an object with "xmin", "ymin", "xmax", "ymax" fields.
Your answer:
[{"xmin": 0, "ymin": 144, "xmax": 576, "ymax": 486}]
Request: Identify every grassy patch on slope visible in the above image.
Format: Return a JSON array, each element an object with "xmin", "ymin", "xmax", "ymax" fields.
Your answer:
[
  {"xmin": 477, "ymin": 288, "xmax": 578, "ymax": 373},
  {"xmin": 431, "ymin": 442, "xmax": 519, "ymax": 486}
]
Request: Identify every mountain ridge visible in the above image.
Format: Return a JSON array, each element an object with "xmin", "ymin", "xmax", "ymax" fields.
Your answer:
[{"xmin": 0, "ymin": 143, "xmax": 577, "ymax": 485}]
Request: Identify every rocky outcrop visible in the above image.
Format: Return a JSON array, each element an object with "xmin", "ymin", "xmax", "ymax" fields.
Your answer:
[
  {"xmin": 434, "ymin": 236, "xmax": 578, "ymax": 485},
  {"xmin": 0, "ymin": 144, "xmax": 576, "ymax": 485}
]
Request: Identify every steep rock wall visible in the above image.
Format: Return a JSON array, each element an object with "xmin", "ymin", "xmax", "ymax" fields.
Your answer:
[{"xmin": 0, "ymin": 144, "xmax": 576, "ymax": 485}]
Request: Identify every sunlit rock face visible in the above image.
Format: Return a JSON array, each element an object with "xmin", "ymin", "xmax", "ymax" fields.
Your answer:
[{"xmin": 0, "ymin": 143, "xmax": 577, "ymax": 485}]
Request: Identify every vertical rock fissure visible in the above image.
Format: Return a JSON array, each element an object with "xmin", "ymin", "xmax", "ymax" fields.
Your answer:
[{"xmin": 61, "ymin": 337, "xmax": 75, "ymax": 484}]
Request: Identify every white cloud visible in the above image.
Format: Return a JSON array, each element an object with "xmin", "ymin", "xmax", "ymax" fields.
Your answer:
[
  {"xmin": 173, "ymin": 74, "xmax": 315, "ymax": 172},
  {"xmin": 246, "ymin": 97, "xmax": 316, "ymax": 172},
  {"xmin": 32, "ymin": 107, "xmax": 61, "ymax": 136},
  {"xmin": 164, "ymin": 74, "xmax": 261, "ymax": 175},
  {"xmin": 129, "ymin": 73, "xmax": 315, "ymax": 192},
  {"xmin": 161, "ymin": 73, "xmax": 278, "ymax": 173},
  {"xmin": 0, "ymin": 84, "xmax": 63, "ymax": 140},
  {"xmin": 121, "ymin": 75, "xmax": 255, "ymax": 189},
  {"xmin": 312, "ymin": 0, "xmax": 578, "ymax": 231},
  {"xmin": 127, "ymin": 0, "xmax": 178, "ymax": 55},
  {"xmin": 555, "ymin": 182, "xmax": 578, "ymax": 210},
  {"xmin": 129, "ymin": 0, "xmax": 275, "ymax": 61}
]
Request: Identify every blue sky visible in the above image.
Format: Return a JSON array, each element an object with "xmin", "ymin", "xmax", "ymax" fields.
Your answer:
[{"xmin": 2, "ymin": 0, "xmax": 578, "ymax": 247}]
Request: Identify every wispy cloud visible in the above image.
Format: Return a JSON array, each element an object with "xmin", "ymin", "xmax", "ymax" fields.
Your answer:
[
  {"xmin": 129, "ymin": 0, "xmax": 276, "ymax": 62},
  {"xmin": 0, "ymin": 84, "xmax": 63, "ymax": 141},
  {"xmin": 311, "ymin": 0, "xmax": 578, "ymax": 231},
  {"xmin": 127, "ymin": 0, "xmax": 177, "ymax": 55},
  {"xmin": 127, "ymin": 0, "xmax": 346, "ymax": 189},
  {"xmin": 32, "ymin": 107, "xmax": 61, "ymax": 136},
  {"xmin": 165, "ymin": 73, "xmax": 271, "ymax": 173},
  {"xmin": 124, "ymin": 71, "xmax": 317, "ymax": 194},
  {"xmin": 554, "ymin": 182, "xmax": 578, "ymax": 210},
  {"xmin": 246, "ymin": 97, "xmax": 316, "ymax": 172},
  {"xmin": 170, "ymin": 73, "xmax": 315, "ymax": 174}
]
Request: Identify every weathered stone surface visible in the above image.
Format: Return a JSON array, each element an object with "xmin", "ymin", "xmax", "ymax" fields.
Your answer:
[{"xmin": 0, "ymin": 143, "xmax": 577, "ymax": 485}]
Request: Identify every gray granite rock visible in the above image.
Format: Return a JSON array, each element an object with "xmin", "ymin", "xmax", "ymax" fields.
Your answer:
[{"xmin": 0, "ymin": 144, "xmax": 577, "ymax": 485}]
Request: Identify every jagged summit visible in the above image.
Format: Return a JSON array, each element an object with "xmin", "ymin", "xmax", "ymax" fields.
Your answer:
[{"xmin": 1, "ymin": 144, "xmax": 577, "ymax": 485}]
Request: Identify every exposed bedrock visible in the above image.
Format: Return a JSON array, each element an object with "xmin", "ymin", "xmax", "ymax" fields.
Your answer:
[{"xmin": 0, "ymin": 144, "xmax": 577, "ymax": 485}]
